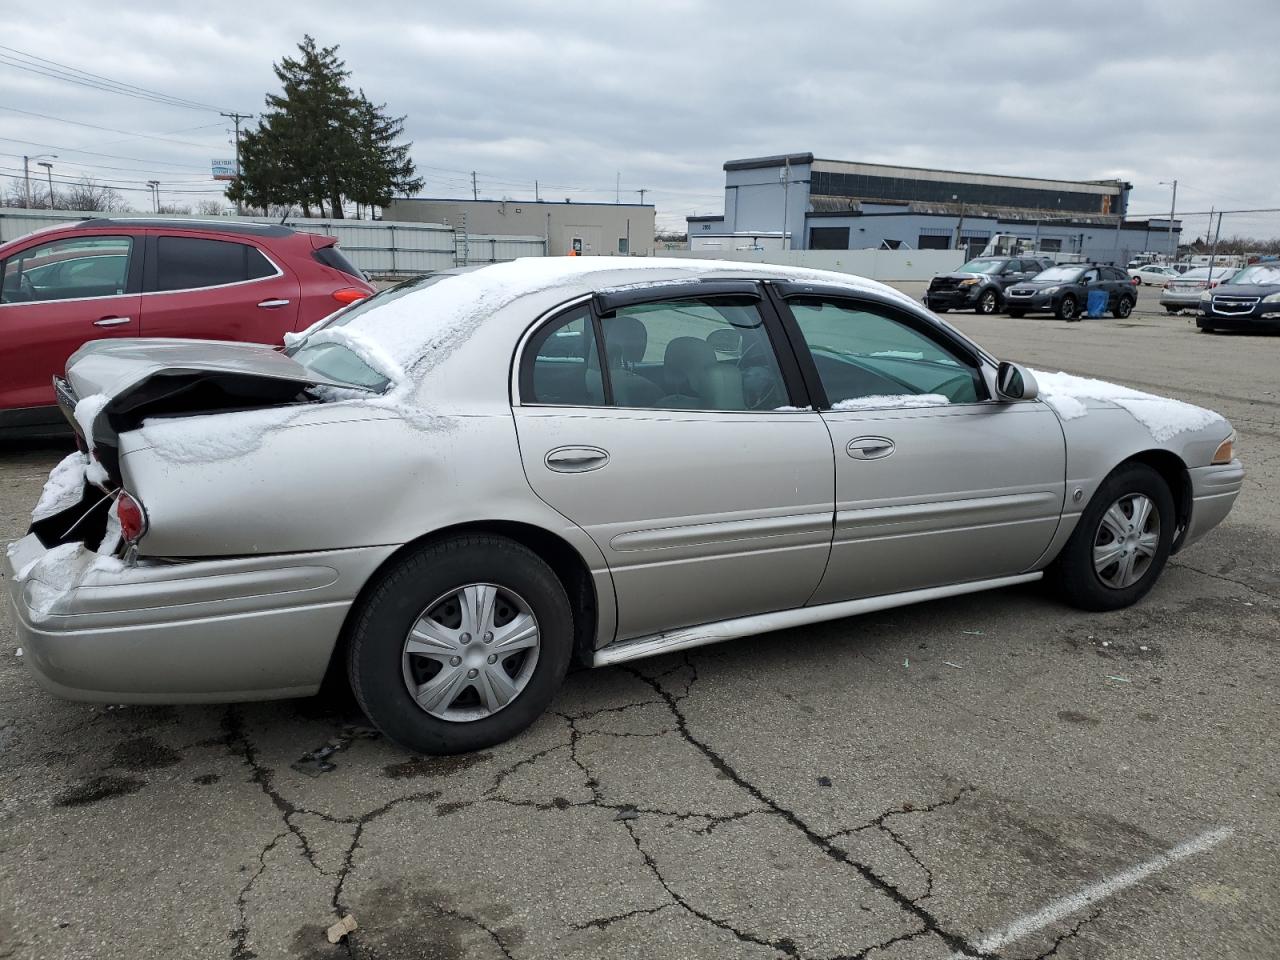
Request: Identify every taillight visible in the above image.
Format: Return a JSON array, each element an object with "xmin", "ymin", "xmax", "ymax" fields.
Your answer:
[
  {"xmin": 116, "ymin": 491, "xmax": 148, "ymax": 544},
  {"xmin": 332, "ymin": 287, "xmax": 369, "ymax": 305}
]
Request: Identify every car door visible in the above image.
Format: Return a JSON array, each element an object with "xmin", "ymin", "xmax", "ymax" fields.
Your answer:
[
  {"xmin": 512, "ymin": 283, "xmax": 835, "ymax": 642},
  {"xmin": 1102, "ymin": 266, "xmax": 1129, "ymax": 305},
  {"xmin": 0, "ymin": 231, "xmax": 140, "ymax": 418},
  {"xmin": 771, "ymin": 286, "xmax": 1066, "ymax": 604},
  {"xmin": 139, "ymin": 232, "xmax": 300, "ymax": 343}
]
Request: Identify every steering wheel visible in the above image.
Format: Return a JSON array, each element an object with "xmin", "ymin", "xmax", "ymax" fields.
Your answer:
[{"xmin": 737, "ymin": 339, "xmax": 783, "ymax": 410}]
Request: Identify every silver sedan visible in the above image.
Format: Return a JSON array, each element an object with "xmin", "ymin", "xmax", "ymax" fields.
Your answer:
[{"xmin": 5, "ymin": 259, "xmax": 1244, "ymax": 753}]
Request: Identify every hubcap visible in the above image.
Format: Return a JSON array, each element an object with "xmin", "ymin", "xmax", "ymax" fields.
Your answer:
[
  {"xmin": 1062, "ymin": 298, "xmax": 1076, "ymax": 319},
  {"xmin": 1093, "ymin": 494, "xmax": 1160, "ymax": 589},
  {"xmin": 401, "ymin": 583, "xmax": 540, "ymax": 722},
  {"xmin": 981, "ymin": 292, "xmax": 996, "ymax": 312}
]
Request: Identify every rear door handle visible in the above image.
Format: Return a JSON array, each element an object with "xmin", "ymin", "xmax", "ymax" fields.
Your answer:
[
  {"xmin": 847, "ymin": 436, "xmax": 895, "ymax": 460},
  {"xmin": 257, "ymin": 298, "xmax": 291, "ymax": 309},
  {"xmin": 545, "ymin": 446, "xmax": 610, "ymax": 473},
  {"xmin": 93, "ymin": 316, "xmax": 131, "ymax": 327}
]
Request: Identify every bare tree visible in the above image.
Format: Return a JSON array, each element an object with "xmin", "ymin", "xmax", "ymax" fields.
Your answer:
[
  {"xmin": 195, "ymin": 200, "xmax": 227, "ymax": 216},
  {"xmin": 2, "ymin": 182, "xmax": 49, "ymax": 208},
  {"xmin": 156, "ymin": 203, "xmax": 193, "ymax": 215},
  {"xmin": 55, "ymin": 178, "xmax": 131, "ymax": 213}
]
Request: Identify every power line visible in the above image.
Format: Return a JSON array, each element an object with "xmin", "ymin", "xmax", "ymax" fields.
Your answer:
[
  {"xmin": 0, "ymin": 44, "xmax": 229, "ymax": 113},
  {"xmin": 0, "ymin": 105, "xmax": 225, "ymax": 149},
  {"xmin": 0, "ymin": 168, "xmax": 225, "ymax": 195},
  {"xmin": 0, "ymin": 136, "xmax": 209, "ymax": 172}
]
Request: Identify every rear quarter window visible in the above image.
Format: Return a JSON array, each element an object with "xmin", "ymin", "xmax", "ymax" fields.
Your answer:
[
  {"xmin": 154, "ymin": 236, "xmax": 276, "ymax": 291},
  {"xmin": 312, "ymin": 245, "xmax": 366, "ymax": 281}
]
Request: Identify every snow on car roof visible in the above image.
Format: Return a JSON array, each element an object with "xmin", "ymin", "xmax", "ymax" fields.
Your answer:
[{"xmin": 294, "ymin": 256, "xmax": 920, "ymax": 383}]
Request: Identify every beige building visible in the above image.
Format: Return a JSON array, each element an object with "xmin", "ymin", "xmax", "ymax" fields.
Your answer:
[{"xmin": 386, "ymin": 198, "xmax": 655, "ymax": 257}]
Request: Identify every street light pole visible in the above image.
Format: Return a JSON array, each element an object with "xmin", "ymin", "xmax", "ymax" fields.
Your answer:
[
  {"xmin": 147, "ymin": 181, "xmax": 160, "ymax": 213},
  {"xmin": 38, "ymin": 161, "xmax": 54, "ymax": 209},
  {"xmin": 780, "ymin": 158, "xmax": 791, "ymax": 251},
  {"xmin": 1159, "ymin": 179, "xmax": 1177, "ymax": 262},
  {"xmin": 22, "ymin": 153, "xmax": 55, "ymax": 208}
]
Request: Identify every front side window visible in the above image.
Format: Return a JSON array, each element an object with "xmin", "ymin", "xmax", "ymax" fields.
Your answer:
[
  {"xmin": 1, "ymin": 235, "xmax": 132, "ymax": 305},
  {"xmin": 599, "ymin": 297, "xmax": 788, "ymax": 411},
  {"xmin": 787, "ymin": 298, "xmax": 983, "ymax": 408},
  {"xmin": 153, "ymin": 236, "xmax": 275, "ymax": 292}
]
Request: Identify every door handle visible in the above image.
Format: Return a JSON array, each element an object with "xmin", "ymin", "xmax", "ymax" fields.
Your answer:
[
  {"xmin": 545, "ymin": 446, "xmax": 610, "ymax": 473},
  {"xmin": 257, "ymin": 298, "xmax": 291, "ymax": 309},
  {"xmin": 846, "ymin": 436, "xmax": 895, "ymax": 460},
  {"xmin": 93, "ymin": 316, "xmax": 131, "ymax": 327}
]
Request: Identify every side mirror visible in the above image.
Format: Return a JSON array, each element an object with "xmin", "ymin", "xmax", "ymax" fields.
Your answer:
[{"xmin": 996, "ymin": 361, "xmax": 1039, "ymax": 401}]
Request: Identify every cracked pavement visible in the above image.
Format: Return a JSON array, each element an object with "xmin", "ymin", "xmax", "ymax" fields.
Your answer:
[{"xmin": 2, "ymin": 301, "xmax": 1279, "ymax": 959}]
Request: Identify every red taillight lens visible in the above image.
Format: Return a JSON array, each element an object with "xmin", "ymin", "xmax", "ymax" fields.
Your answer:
[
  {"xmin": 332, "ymin": 287, "xmax": 369, "ymax": 305},
  {"xmin": 116, "ymin": 492, "xmax": 147, "ymax": 543}
]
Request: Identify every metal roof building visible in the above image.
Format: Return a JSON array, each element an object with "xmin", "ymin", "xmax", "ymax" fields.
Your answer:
[{"xmin": 688, "ymin": 153, "xmax": 1180, "ymax": 263}]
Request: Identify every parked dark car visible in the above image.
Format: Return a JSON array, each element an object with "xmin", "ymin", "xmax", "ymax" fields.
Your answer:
[
  {"xmin": 1004, "ymin": 263, "xmax": 1136, "ymax": 321},
  {"xmin": 1197, "ymin": 264, "xmax": 1280, "ymax": 333},
  {"xmin": 924, "ymin": 256, "xmax": 1051, "ymax": 315},
  {"xmin": 0, "ymin": 218, "xmax": 374, "ymax": 437}
]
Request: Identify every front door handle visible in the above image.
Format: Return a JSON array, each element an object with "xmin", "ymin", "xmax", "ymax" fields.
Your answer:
[
  {"xmin": 545, "ymin": 446, "xmax": 610, "ymax": 473},
  {"xmin": 847, "ymin": 436, "xmax": 895, "ymax": 460},
  {"xmin": 257, "ymin": 298, "xmax": 291, "ymax": 309},
  {"xmin": 93, "ymin": 316, "xmax": 131, "ymax": 327}
]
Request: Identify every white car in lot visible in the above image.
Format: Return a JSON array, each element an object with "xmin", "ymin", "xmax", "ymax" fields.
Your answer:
[{"xmin": 1128, "ymin": 264, "xmax": 1179, "ymax": 286}]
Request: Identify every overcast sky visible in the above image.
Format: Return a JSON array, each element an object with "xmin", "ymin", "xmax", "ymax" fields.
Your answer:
[{"xmin": 2, "ymin": 0, "xmax": 1278, "ymax": 238}]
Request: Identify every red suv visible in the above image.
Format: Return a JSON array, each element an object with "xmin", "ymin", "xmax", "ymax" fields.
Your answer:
[{"xmin": 0, "ymin": 218, "xmax": 374, "ymax": 436}]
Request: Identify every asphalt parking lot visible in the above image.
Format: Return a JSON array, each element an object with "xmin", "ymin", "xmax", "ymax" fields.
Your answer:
[{"xmin": 1, "ymin": 284, "xmax": 1277, "ymax": 960}]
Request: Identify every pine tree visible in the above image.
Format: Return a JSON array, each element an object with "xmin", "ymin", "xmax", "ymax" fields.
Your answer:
[{"xmin": 228, "ymin": 36, "xmax": 421, "ymax": 218}]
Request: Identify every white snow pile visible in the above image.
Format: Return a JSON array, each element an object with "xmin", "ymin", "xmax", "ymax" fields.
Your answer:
[
  {"xmin": 73, "ymin": 394, "xmax": 112, "ymax": 484},
  {"xmin": 832, "ymin": 394, "xmax": 951, "ymax": 411},
  {"xmin": 139, "ymin": 405, "xmax": 306, "ymax": 463},
  {"xmin": 31, "ymin": 452, "xmax": 87, "ymax": 522},
  {"xmin": 1031, "ymin": 369, "xmax": 1224, "ymax": 441},
  {"xmin": 10, "ymin": 541, "xmax": 123, "ymax": 620}
]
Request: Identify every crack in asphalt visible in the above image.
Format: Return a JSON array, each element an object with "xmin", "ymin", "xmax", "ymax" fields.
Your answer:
[
  {"xmin": 568, "ymin": 903, "xmax": 672, "ymax": 931},
  {"xmin": 1025, "ymin": 908, "xmax": 1100, "ymax": 960},
  {"xmin": 624, "ymin": 667, "xmax": 995, "ymax": 960},
  {"xmin": 230, "ymin": 829, "xmax": 288, "ymax": 960},
  {"xmin": 1169, "ymin": 560, "xmax": 1278, "ymax": 601}
]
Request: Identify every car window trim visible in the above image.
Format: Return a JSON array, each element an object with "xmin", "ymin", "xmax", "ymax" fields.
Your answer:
[
  {"xmin": 765, "ymin": 282, "xmax": 993, "ymax": 410},
  {"xmin": 141, "ymin": 232, "xmax": 284, "ymax": 296},
  {"xmin": 513, "ymin": 287, "xmax": 818, "ymax": 413},
  {"xmin": 0, "ymin": 233, "xmax": 141, "ymax": 308}
]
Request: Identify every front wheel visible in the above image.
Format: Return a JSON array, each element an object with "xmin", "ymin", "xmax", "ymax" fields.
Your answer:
[
  {"xmin": 1113, "ymin": 296, "xmax": 1135, "ymax": 319},
  {"xmin": 976, "ymin": 289, "xmax": 1000, "ymax": 315},
  {"xmin": 347, "ymin": 535, "xmax": 574, "ymax": 754},
  {"xmin": 1048, "ymin": 463, "xmax": 1175, "ymax": 611},
  {"xmin": 1057, "ymin": 295, "xmax": 1079, "ymax": 321}
]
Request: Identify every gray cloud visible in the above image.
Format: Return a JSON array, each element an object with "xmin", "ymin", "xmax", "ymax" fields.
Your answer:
[{"xmin": 2, "ymin": 0, "xmax": 1277, "ymax": 236}]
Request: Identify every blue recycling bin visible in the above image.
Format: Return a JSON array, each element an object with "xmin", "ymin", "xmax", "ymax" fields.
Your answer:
[{"xmin": 1087, "ymin": 289, "xmax": 1108, "ymax": 317}]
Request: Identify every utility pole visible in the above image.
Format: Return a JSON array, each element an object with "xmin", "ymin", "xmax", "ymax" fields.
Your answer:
[
  {"xmin": 147, "ymin": 180, "xmax": 160, "ymax": 213},
  {"xmin": 38, "ymin": 161, "xmax": 54, "ymax": 209},
  {"xmin": 535, "ymin": 180, "xmax": 540, "ymax": 202},
  {"xmin": 616, "ymin": 172, "xmax": 620, "ymax": 204},
  {"xmin": 780, "ymin": 158, "xmax": 791, "ymax": 251},
  {"xmin": 22, "ymin": 155, "xmax": 31, "ymax": 208},
  {"xmin": 637, "ymin": 188, "xmax": 648, "ymax": 205},
  {"xmin": 220, "ymin": 111, "xmax": 251, "ymax": 216},
  {"xmin": 1159, "ymin": 180, "xmax": 1178, "ymax": 261},
  {"xmin": 471, "ymin": 171, "xmax": 478, "ymax": 201}
]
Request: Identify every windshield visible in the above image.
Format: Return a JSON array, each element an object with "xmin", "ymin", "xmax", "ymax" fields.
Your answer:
[
  {"xmin": 1228, "ymin": 265, "xmax": 1280, "ymax": 285},
  {"xmin": 956, "ymin": 259, "xmax": 1004, "ymax": 274},
  {"xmin": 1033, "ymin": 266, "xmax": 1082, "ymax": 282},
  {"xmin": 1180, "ymin": 267, "xmax": 1235, "ymax": 280}
]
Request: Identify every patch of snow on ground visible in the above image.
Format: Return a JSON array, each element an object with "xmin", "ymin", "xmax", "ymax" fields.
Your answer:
[
  {"xmin": 832, "ymin": 394, "xmax": 951, "ymax": 411},
  {"xmin": 1031, "ymin": 369, "xmax": 1225, "ymax": 441},
  {"xmin": 31, "ymin": 453, "xmax": 87, "ymax": 522}
]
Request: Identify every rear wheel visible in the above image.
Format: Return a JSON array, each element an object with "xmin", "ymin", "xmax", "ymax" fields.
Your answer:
[
  {"xmin": 1113, "ymin": 296, "xmax": 1135, "ymax": 319},
  {"xmin": 1048, "ymin": 463, "xmax": 1175, "ymax": 611},
  {"xmin": 347, "ymin": 535, "xmax": 573, "ymax": 754},
  {"xmin": 1057, "ymin": 295, "xmax": 1079, "ymax": 321},
  {"xmin": 976, "ymin": 289, "xmax": 1000, "ymax": 315}
]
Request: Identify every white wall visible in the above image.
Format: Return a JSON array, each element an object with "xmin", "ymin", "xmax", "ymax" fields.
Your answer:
[{"xmin": 665, "ymin": 247, "xmax": 966, "ymax": 282}]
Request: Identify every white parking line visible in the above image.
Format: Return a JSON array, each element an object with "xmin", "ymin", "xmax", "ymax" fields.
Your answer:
[{"xmin": 950, "ymin": 826, "xmax": 1233, "ymax": 958}]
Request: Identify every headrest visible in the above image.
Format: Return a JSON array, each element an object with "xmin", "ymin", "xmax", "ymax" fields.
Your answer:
[{"xmin": 601, "ymin": 315, "xmax": 648, "ymax": 364}]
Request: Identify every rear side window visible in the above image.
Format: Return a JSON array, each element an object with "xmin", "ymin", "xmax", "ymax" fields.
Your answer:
[
  {"xmin": 520, "ymin": 306, "xmax": 601, "ymax": 406},
  {"xmin": 312, "ymin": 244, "xmax": 365, "ymax": 281},
  {"xmin": 153, "ymin": 236, "xmax": 276, "ymax": 292}
]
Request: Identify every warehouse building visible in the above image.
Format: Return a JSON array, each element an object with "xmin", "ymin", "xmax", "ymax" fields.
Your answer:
[
  {"xmin": 687, "ymin": 153, "xmax": 1180, "ymax": 264},
  {"xmin": 387, "ymin": 197, "xmax": 655, "ymax": 257}
]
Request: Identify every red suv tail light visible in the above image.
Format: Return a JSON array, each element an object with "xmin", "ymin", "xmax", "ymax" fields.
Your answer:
[
  {"xmin": 116, "ymin": 491, "xmax": 148, "ymax": 544},
  {"xmin": 332, "ymin": 287, "xmax": 369, "ymax": 305}
]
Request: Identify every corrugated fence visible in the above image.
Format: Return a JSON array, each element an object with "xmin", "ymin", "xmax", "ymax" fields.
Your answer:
[{"xmin": 0, "ymin": 208, "xmax": 546, "ymax": 276}]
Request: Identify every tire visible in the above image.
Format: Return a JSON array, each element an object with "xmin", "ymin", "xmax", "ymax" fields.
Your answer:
[
  {"xmin": 1056, "ymin": 295, "xmax": 1079, "ymax": 321},
  {"xmin": 933, "ymin": 306, "xmax": 949, "ymax": 313},
  {"xmin": 1112, "ymin": 296, "xmax": 1135, "ymax": 319},
  {"xmin": 1007, "ymin": 309, "xmax": 1026, "ymax": 318},
  {"xmin": 1164, "ymin": 306, "xmax": 1180, "ymax": 314},
  {"xmin": 1048, "ymin": 462, "xmax": 1175, "ymax": 612},
  {"xmin": 1199, "ymin": 325, "xmax": 1216, "ymax": 334},
  {"xmin": 976, "ymin": 288, "xmax": 1000, "ymax": 315},
  {"xmin": 347, "ymin": 535, "xmax": 574, "ymax": 754}
]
